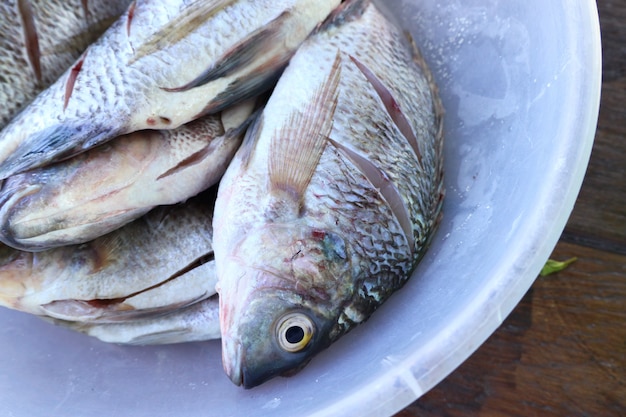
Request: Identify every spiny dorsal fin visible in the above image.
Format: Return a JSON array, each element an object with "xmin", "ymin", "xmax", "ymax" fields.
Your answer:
[{"xmin": 268, "ymin": 52, "xmax": 342, "ymax": 203}]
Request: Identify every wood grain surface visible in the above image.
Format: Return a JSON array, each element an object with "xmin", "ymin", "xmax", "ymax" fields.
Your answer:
[{"xmin": 396, "ymin": 1, "xmax": 626, "ymax": 415}]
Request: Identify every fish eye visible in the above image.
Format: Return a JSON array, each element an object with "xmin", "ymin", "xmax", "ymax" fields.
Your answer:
[{"xmin": 275, "ymin": 312, "xmax": 315, "ymax": 353}]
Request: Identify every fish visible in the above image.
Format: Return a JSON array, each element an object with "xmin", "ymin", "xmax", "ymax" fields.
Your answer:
[
  {"xmin": 213, "ymin": 0, "xmax": 445, "ymax": 388},
  {"xmin": 0, "ymin": 100, "xmax": 255, "ymax": 251},
  {"xmin": 50, "ymin": 295, "xmax": 220, "ymax": 345},
  {"xmin": 0, "ymin": 0, "xmax": 341, "ymax": 179},
  {"xmin": 0, "ymin": 196, "xmax": 217, "ymax": 326},
  {"xmin": 0, "ymin": 0, "xmax": 132, "ymax": 129}
]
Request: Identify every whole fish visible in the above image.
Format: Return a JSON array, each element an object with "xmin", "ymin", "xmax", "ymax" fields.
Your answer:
[
  {"xmin": 213, "ymin": 0, "xmax": 444, "ymax": 388},
  {"xmin": 50, "ymin": 295, "xmax": 220, "ymax": 345},
  {"xmin": 0, "ymin": 0, "xmax": 341, "ymax": 179},
  {"xmin": 0, "ymin": 197, "xmax": 217, "ymax": 326},
  {"xmin": 0, "ymin": 100, "xmax": 255, "ymax": 251},
  {"xmin": 0, "ymin": 0, "xmax": 132, "ymax": 128}
]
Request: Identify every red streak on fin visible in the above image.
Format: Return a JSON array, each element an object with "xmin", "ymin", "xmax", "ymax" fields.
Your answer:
[
  {"xmin": 64, "ymin": 53, "xmax": 87, "ymax": 110},
  {"xmin": 311, "ymin": 229, "xmax": 326, "ymax": 240},
  {"xmin": 349, "ymin": 55, "xmax": 423, "ymax": 166},
  {"xmin": 17, "ymin": 0, "xmax": 42, "ymax": 83},
  {"xmin": 87, "ymin": 297, "xmax": 126, "ymax": 308},
  {"xmin": 127, "ymin": 1, "xmax": 136, "ymax": 37},
  {"xmin": 81, "ymin": 0, "xmax": 90, "ymax": 21}
]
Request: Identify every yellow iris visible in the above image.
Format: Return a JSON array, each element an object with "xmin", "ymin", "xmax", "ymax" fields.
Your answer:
[{"xmin": 276, "ymin": 312, "xmax": 315, "ymax": 353}]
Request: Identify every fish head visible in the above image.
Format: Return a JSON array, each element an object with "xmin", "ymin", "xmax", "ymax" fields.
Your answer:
[
  {"xmin": 220, "ymin": 290, "xmax": 333, "ymax": 389},
  {"xmin": 218, "ymin": 223, "xmax": 356, "ymax": 388}
]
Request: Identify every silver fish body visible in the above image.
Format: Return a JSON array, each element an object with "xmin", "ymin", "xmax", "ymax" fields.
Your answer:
[
  {"xmin": 0, "ymin": 100, "xmax": 255, "ymax": 251},
  {"xmin": 0, "ymin": 0, "xmax": 341, "ymax": 179},
  {"xmin": 0, "ymin": 197, "xmax": 217, "ymax": 326},
  {"xmin": 0, "ymin": 0, "xmax": 132, "ymax": 128},
  {"xmin": 213, "ymin": 0, "xmax": 444, "ymax": 388}
]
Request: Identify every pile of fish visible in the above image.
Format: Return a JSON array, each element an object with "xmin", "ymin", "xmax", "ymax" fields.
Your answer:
[{"xmin": 0, "ymin": 0, "xmax": 444, "ymax": 388}]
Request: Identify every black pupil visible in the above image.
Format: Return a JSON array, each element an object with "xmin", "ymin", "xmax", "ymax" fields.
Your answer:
[{"xmin": 285, "ymin": 326, "xmax": 305, "ymax": 344}]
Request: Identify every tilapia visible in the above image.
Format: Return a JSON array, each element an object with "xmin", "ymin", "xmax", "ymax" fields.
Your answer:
[
  {"xmin": 0, "ymin": 0, "xmax": 132, "ymax": 128},
  {"xmin": 213, "ymin": 0, "xmax": 444, "ymax": 388},
  {"xmin": 0, "ymin": 196, "xmax": 218, "ymax": 327},
  {"xmin": 0, "ymin": 0, "xmax": 341, "ymax": 179},
  {"xmin": 0, "ymin": 100, "xmax": 255, "ymax": 251}
]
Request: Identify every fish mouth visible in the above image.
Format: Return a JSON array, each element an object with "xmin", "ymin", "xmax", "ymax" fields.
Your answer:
[
  {"xmin": 223, "ymin": 337, "xmax": 244, "ymax": 387},
  {"xmin": 0, "ymin": 183, "xmax": 42, "ymax": 250},
  {"xmin": 222, "ymin": 336, "xmax": 276, "ymax": 389}
]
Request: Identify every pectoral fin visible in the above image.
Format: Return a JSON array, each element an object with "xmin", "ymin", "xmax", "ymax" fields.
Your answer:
[
  {"xmin": 164, "ymin": 11, "xmax": 293, "ymax": 93},
  {"xmin": 268, "ymin": 52, "xmax": 342, "ymax": 203},
  {"xmin": 199, "ymin": 62, "xmax": 284, "ymax": 116}
]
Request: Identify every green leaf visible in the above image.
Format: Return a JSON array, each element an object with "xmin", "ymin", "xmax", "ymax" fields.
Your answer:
[{"xmin": 540, "ymin": 257, "xmax": 578, "ymax": 276}]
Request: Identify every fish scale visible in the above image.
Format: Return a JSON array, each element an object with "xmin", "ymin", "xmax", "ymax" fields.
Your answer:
[
  {"xmin": 306, "ymin": 148, "xmax": 411, "ymax": 277},
  {"xmin": 0, "ymin": 0, "xmax": 131, "ymax": 128}
]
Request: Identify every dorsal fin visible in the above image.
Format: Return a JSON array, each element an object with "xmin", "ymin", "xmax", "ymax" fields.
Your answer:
[{"xmin": 163, "ymin": 11, "xmax": 292, "ymax": 92}]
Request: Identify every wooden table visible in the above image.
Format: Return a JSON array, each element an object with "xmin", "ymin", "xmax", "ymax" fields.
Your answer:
[{"xmin": 397, "ymin": 1, "xmax": 626, "ymax": 416}]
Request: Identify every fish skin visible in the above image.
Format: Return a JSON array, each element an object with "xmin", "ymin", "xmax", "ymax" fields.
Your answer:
[
  {"xmin": 0, "ymin": 0, "xmax": 341, "ymax": 179},
  {"xmin": 0, "ymin": 100, "xmax": 255, "ymax": 251},
  {"xmin": 0, "ymin": 0, "xmax": 132, "ymax": 129},
  {"xmin": 213, "ymin": 0, "xmax": 445, "ymax": 388},
  {"xmin": 0, "ymin": 197, "xmax": 217, "ymax": 324},
  {"xmin": 50, "ymin": 295, "xmax": 221, "ymax": 345}
]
